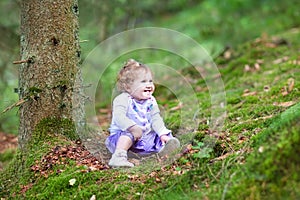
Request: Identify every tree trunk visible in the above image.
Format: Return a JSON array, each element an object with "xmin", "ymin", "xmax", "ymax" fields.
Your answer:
[{"xmin": 19, "ymin": 0, "xmax": 82, "ymax": 148}]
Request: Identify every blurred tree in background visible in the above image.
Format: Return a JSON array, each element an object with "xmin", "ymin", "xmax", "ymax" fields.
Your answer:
[
  {"xmin": 79, "ymin": 0, "xmax": 198, "ymax": 42},
  {"xmin": 0, "ymin": 0, "xmax": 20, "ymax": 134}
]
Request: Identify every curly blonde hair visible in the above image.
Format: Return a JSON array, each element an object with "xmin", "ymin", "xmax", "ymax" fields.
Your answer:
[{"xmin": 116, "ymin": 59, "xmax": 152, "ymax": 92}]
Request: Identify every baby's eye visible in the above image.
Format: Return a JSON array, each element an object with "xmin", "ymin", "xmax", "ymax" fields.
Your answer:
[
  {"xmin": 149, "ymin": 80, "xmax": 153, "ymax": 82},
  {"xmin": 141, "ymin": 80, "xmax": 146, "ymax": 83}
]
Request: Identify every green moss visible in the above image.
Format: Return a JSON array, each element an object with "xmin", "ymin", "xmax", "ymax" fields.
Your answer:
[
  {"xmin": 252, "ymin": 103, "xmax": 300, "ymax": 147},
  {"xmin": 32, "ymin": 117, "xmax": 78, "ymax": 142},
  {"xmin": 227, "ymin": 103, "xmax": 300, "ymax": 199},
  {"xmin": 28, "ymin": 87, "xmax": 43, "ymax": 95},
  {"xmin": 0, "ymin": 117, "xmax": 78, "ymax": 198}
]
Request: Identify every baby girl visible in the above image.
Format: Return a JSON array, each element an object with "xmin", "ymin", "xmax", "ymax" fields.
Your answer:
[{"xmin": 105, "ymin": 59, "xmax": 180, "ymax": 168}]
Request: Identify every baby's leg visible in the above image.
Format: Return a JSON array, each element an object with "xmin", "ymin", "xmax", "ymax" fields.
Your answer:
[
  {"xmin": 116, "ymin": 135, "xmax": 133, "ymax": 150},
  {"xmin": 109, "ymin": 135, "xmax": 134, "ymax": 168}
]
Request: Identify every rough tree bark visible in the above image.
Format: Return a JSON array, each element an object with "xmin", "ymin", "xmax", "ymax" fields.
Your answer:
[{"xmin": 19, "ymin": 0, "xmax": 83, "ymax": 149}]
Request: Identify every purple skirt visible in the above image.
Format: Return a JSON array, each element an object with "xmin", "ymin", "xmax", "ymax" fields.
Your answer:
[{"xmin": 105, "ymin": 130, "xmax": 172, "ymax": 155}]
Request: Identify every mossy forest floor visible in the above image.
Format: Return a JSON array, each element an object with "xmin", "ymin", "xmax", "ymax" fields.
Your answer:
[{"xmin": 1, "ymin": 28, "xmax": 300, "ymax": 199}]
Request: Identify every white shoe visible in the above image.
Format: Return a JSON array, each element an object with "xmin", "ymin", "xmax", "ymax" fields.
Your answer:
[
  {"xmin": 108, "ymin": 149, "xmax": 134, "ymax": 168},
  {"xmin": 158, "ymin": 138, "xmax": 180, "ymax": 157}
]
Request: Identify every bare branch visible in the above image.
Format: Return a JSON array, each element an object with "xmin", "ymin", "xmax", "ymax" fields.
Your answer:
[
  {"xmin": 2, "ymin": 99, "xmax": 27, "ymax": 114},
  {"xmin": 13, "ymin": 60, "xmax": 30, "ymax": 64}
]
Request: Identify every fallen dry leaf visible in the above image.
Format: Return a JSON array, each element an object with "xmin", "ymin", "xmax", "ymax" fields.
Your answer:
[
  {"xmin": 20, "ymin": 183, "xmax": 33, "ymax": 194},
  {"xmin": 242, "ymin": 89, "xmax": 257, "ymax": 97},
  {"xmin": 210, "ymin": 152, "xmax": 232, "ymax": 163},
  {"xmin": 281, "ymin": 86, "xmax": 289, "ymax": 96},
  {"xmin": 244, "ymin": 64, "xmax": 251, "ymax": 72},
  {"xmin": 238, "ymin": 136, "xmax": 248, "ymax": 144},
  {"xmin": 254, "ymin": 63, "xmax": 260, "ymax": 71},
  {"xmin": 244, "ymin": 63, "xmax": 261, "ymax": 72},
  {"xmin": 288, "ymin": 78, "xmax": 295, "ymax": 93},
  {"xmin": 273, "ymin": 101, "xmax": 295, "ymax": 107},
  {"xmin": 170, "ymin": 102, "xmax": 183, "ymax": 111},
  {"xmin": 282, "ymin": 78, "xmax": 295, "ymax": 96},
  {"xmin": 273, "ymin": 56, "xmax": 289, "ymax": 64},
  {"xmin": 223, "ymin": 49, "xmax": 232, "ymax": 59},
  {"xmin": 155, "ymin": 177, "xmax": 161, "ymax": 183},
  {"xmin": 256, "ymin": 59, "xmax": 264, "ymax": 64}
]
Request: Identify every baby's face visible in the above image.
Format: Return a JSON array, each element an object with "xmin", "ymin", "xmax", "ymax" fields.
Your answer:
[{"xmin": 128, "ymin": 71, "xmax": 155, "ymax": 100}]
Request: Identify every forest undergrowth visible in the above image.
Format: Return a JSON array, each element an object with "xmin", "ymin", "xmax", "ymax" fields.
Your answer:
[
  {"xmin": 0, "ymin": 27, "xmax": 299, "ymax": 199},
  {"xmin": 1, "ymin": 0, "xmax": 300, "ymax": 198}
]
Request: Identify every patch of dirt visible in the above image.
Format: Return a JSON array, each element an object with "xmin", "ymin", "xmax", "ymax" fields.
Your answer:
[{"xmin": 0, "ymin": 132, "xmax": 18, "ymax": 153}]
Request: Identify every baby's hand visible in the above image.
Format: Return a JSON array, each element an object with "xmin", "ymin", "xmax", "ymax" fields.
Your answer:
[
  {"xmin": 128, "ymin": 125, "xmax": 143, "ymax": 141},
  {"xmin": 160, "ymin": 134, "xmax": 170, "ymax": 145}
]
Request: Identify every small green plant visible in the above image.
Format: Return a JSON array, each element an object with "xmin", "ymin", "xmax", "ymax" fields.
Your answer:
[{"xmin": 192, "ymin": 141, "xmax": 213, "ymax": 159}]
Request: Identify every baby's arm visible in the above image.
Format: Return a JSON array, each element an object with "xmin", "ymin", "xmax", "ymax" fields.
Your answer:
[
  {"xmin": 150, "ymin": 98, "xmax": 171, "ymax": 143},
  {"xmin": 113, "ymin": 93, "xmax": 142, "ymax": 140}
]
